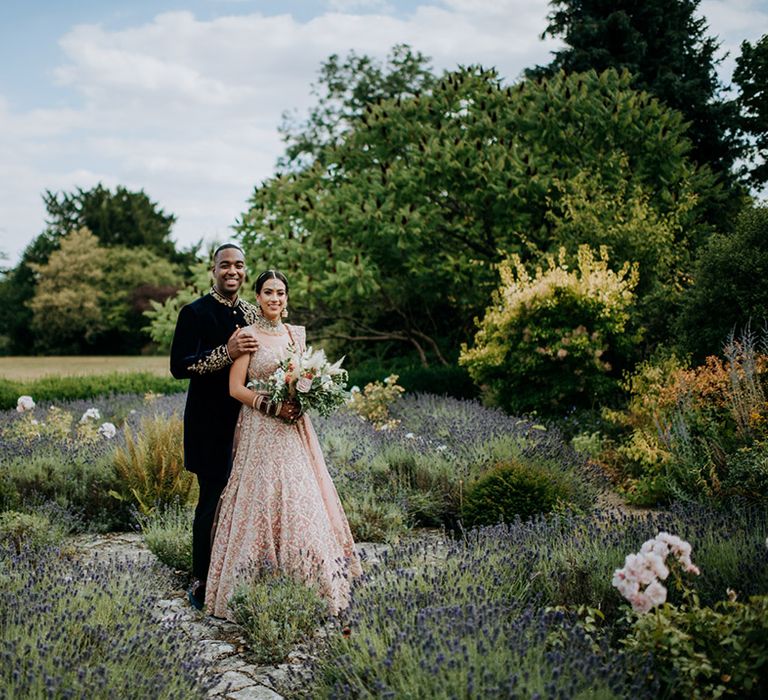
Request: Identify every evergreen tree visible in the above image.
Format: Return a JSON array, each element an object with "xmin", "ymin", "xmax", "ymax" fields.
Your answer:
[
  {"xmin": 734, "ymin": 34, "xmax": 768, "ymax": 189},
  {"xmin": 530, "ymin": 0, "xmax": 743, "ymax": 186}
]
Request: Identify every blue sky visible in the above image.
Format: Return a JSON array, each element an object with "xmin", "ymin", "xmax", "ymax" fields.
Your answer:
[{"xmin": 1, "ymin": 0, "xmax": 766, "ymax": 265}]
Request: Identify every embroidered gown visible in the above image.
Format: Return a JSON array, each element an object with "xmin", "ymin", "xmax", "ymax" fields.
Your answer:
[{"xmin": 205, "ymin": 323, "xmax": 362, "ymax": 618}]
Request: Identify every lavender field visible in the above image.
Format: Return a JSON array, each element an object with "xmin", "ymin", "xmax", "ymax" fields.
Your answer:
[{"xmin": 1, "ymin": 390, "xmax": 767, "ymax": 698}]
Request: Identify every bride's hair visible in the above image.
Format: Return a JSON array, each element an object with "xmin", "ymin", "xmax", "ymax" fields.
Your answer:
[{"xmin": 254, "ymin": 269, "xmax": 289, "ymax": 294}]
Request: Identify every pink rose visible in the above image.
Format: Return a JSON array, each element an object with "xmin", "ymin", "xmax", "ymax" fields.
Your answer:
[{"xmin": 296, "ymin": 376, "xmax": 313, "ymax": 393}]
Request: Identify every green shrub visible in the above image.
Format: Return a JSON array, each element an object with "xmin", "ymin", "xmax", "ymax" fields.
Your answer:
[
  {"xmin": 347, "ymin": 362, "xmax": 478, "ymax": 399},
  {"xmin": 460, "ymin": 245, "xmax": 639, "ymax": 416},
  {"xmin": 138, "ymin": 502, "xmax": 193, "ymax": 573},
  {"xmin": 111, "ymin": 413, "xmax": 195, "ymax": 514},
  {"xmin": 461, "ymin": 459, "xmax": 580, "ymax": 527},
  {"xmin": 1, "ymin": 544, "xmax": 209, "ymax": 697},
  {"xmin": 229, "ymin": 562, "xmax": 326, "ymax": 664},
  {"xmin": 0, "ymin": 372, "xmax": 186, "ymax": 410},
  {"xmin": 0, "ymin": 510, "xmax": 64, "ymax": 552},
  {"xmin": 623, "ymin": 595, "xmax": 768, "ymax": 699}
]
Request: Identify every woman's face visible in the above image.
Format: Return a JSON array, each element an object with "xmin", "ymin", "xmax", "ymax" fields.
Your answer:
[{"xmin": 257, "ymin": 277, "xmax": 287, "ymax": 321}]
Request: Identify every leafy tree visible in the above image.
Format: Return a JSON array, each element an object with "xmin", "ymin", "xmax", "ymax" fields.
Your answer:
[
  {"xmin": 143, "ymin": 259, "xmax": 212, "ymax": 353},
  {"xmin": 278, "ymin": 44, "xmax": 436, "ymax": 168},
  {"xmin": 28, "ymin": 228, "xmax": 181, "ymax": 354},
  {"xmin": 28, "ymin": 228, "xmax": 106, "ymax": 354},
  {"xmin": 237, "ymin": 67, "xmax": 722, "ymax": 363},
  {"xmin": 531, "ymin": 0, "xmax": 743, "ymax": 186},
  {"xmin": 0, "ymin": 184, "xmax": 188, "ymax": 354},
  {"xmin": 733, "ymin": 34, "xmax": 768, "ymax": 189},
  {"xmin": 675, "ymin": 205, "xmax": 768, "ymax": 359}
]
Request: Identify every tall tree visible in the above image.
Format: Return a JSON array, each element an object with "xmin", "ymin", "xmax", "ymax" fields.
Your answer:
[
  {"xmin": 733, "ymin": 34, "xmax": 768, "ymax": 189},
  {"xmin": 237, "ymin": 67, "xmax": 722, "ymax": 363},
  {"xmin": 278, "ymin": 44, "xmax": 436, "ymax": 169},
  {"xmin": 530, "ymin": 0, "xmax": 743, "ymax": 185},
  {"xmin": 0, "ymin": 184, "xmax": 188, "ymax": 354}
]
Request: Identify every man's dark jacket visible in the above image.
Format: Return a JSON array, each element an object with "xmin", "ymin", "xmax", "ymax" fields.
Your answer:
[{"xmin": 170, "ymin": 289, "xmax": 257, "ymax": 477}]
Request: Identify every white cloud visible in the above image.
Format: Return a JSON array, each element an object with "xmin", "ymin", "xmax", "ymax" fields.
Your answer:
[
  {"xmin": 8, "ymin": 1, "xmax": 761, "ymax": 263},
  {"xmin": 0, "ymin": 2, "xmax": 560, "ymax": 263}
]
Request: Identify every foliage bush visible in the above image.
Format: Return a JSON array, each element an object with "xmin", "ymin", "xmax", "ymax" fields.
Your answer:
[
  {"xmin": 112, "ymin": 413, "xmax": 195, "ymax": 514},
  {"xmin": 0, "ymin": 372, "xmax": 185, "ymax": 411},
  {"xmin": 604, "ymin": 328, "xmax": 768, "ymax": 505},
  {"xmin": 460, "ymin": 245, "xmax": 639, "ymax": 416},
  {"xmin": 229, "ymin": 561, "xmax": 327, "ymax": 664},
  {"xmin": 461, "ymin": 459, "xmax": 581, "ymax": 527},
  {"xmin": 345, "ymin": 374, "xmax": 404, "ymax": 430},
  {"xmin": 0, "ymin": 544, "xmax": 210, "ymax": 698},
  {"xmin": 623, "ymin": 595, "xmax": 768, "ymax": 699},
  {"xmin": 340, "ymin": 491, "xmax": 407, "ymax": 543},
  {"xmin": 0, "ymin": 510, "xmax": 65, "ymax": 553},
  {"xmin": 138, "ymin": 502, "xmax": 194, "ymax": 573}
]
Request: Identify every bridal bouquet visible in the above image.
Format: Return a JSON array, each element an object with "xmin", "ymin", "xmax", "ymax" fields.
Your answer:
[{"xmin": 249, "ymin": 345, "xmax": 348, "ymax": 418}]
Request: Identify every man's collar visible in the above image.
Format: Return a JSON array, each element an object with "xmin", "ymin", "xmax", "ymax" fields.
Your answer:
[{"xmin": 210, "ymin": 286, "xmax": 240, "ymax": 307}]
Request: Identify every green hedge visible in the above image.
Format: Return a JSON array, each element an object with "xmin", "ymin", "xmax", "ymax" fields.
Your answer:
[
  {"xmin": 347, "ymin": 361, "xmax": 478, "ymax": 399},
  {"xmin": 0, "ymin": 372, "xmax": 187, "ymax": 410}
]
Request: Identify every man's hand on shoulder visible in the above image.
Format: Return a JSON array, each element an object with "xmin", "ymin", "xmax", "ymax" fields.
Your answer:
[{"xmin": 227, "ymin": 327, "xmax": 259, "ymax": 359}]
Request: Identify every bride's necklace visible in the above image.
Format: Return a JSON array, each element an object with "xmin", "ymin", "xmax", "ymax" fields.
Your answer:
[{"xmin": 253, "ymin": 308, "xmax": 285, "ymax": 335}]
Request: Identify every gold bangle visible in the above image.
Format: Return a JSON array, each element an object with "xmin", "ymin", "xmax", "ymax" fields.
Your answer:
[{"xmin": 251, "ymin": 394, "xmax": 258, "ymax": 410}]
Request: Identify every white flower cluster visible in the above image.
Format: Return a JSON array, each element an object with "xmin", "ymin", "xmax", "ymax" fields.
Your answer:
[
  {"xmin": 16, "ymin": 395, "xmax": 35, "ymax": 412},
  {"xmin": 98, "ymin": 422, "xmax": 117, "ymax": 439},
  {"xmin": 80, "ymin": 407, "xmax": 101, "ymax": 423},
  {"xmin": 612, "ymin": 532, "xmax": 700, "ymax": 614}
]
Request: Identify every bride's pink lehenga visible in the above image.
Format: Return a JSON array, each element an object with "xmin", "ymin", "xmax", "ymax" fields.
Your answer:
[{"xmin": 205, "ymin": 324, "xmax": 362, "ymax": 619}]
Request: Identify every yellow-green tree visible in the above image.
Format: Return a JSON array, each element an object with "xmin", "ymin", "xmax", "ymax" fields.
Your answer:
[
  {"xmin": 29, "ymin": 228, "xmax": 181, "ymax": 354},
  {"xmin": 460, "ymin": 246, "xmax": 639, "ymax": 414}
]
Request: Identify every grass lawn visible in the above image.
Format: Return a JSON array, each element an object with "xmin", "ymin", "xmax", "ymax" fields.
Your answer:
[{"xmin": 0, "ymin": 356, "xmax": 171, "ymax": 381}]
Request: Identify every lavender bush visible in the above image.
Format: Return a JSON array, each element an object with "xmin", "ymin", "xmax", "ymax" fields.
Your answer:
[{"xmin": 0, "ymin": 544, "xmax": 210, "ymax": 698}]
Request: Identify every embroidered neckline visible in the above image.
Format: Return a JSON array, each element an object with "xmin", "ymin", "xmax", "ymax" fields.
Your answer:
[
  {"xmin": 252, "ymin": 310, "xmax": 286, "ymax": 336},
  {"xmin": 211, "ymin": 286, "xmax": 240, "ymax": 307}
]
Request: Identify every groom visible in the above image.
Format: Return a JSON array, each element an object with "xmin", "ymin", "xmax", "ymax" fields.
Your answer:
[{"xmin": 170, "ymin": 243, "xmax": 259, "ymax": 610}]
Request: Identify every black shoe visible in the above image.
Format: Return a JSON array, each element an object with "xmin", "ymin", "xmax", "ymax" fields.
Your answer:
[{"xmin": 187, "ymin": 581, "xmax": 205, "ymax": 611}]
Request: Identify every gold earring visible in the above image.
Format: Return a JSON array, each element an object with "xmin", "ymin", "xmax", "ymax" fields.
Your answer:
[{"xmin": 281, "ymin": 305, "xmax": 288, "ymax": 318}]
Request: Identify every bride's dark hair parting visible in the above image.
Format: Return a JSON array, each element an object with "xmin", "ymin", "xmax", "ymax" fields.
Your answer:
[{"xmin": 254, "ymin": 269, "xmax": 289, "ymax": 294}]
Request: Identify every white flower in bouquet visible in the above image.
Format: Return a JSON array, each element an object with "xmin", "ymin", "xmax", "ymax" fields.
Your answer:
[
  {"xmin": 98, "ymin": 422, "xmax": 117, "ymax": 439},
  {"xmin": 16, "ymin": 395, "xmax": 35, "ymax": 412}
]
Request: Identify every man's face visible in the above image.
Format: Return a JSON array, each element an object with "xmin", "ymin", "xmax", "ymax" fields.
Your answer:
[{"xmin": 212, "ymin": 248, "xmax": 246, "ymax": 298}]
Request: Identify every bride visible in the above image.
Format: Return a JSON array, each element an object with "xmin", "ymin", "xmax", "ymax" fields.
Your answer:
[{"xmin": 205, "ymin": 270, "xmax": 361, "ymax": 618}]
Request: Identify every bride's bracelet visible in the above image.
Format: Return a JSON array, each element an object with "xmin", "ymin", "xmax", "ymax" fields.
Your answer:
[{"xmin": 252, "ymin": 394, "xmax": 282, "ymax": 418}]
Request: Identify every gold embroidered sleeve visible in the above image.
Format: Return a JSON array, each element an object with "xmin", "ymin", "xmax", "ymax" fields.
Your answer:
[
  {"xmin": 241, "ymin": 300, "xmax": 260, "ymax": 326},
  {"xmin": 186, "ymin": 344, "xmax": 232, "ymax": 374}
]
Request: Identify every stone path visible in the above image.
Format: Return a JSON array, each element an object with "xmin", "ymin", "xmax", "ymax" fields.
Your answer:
[{"xmin": 69, "ymin": 532, "xmax": 392, "ymax": 700}]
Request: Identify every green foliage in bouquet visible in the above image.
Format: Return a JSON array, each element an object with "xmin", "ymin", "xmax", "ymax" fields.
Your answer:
[
  {"xmin": 461, "ymin": 245, "xmax": 639, "ymax": 415},
  {"xmin": 229, "ymin": 562, "xmax": 326, "ymax": 664},
  {"xmin": 111, "ymin": 413, "xmax": 195, "ymax": 514}
]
